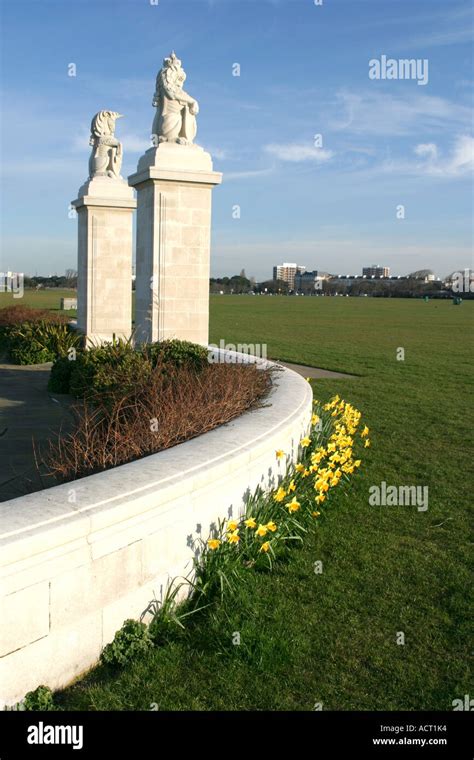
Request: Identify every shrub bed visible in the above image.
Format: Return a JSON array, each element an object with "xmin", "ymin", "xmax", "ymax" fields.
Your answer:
[
  {"xmin": 0, "ymin": 305, "xmax": 79, "ymax": 365},
  {"xmin": 48, "ymin": 339, "xmax": 209, "ymax": 397},
  {"xmin": 42, "ymin": 357, "xmax": 273, "ymax": 482}
]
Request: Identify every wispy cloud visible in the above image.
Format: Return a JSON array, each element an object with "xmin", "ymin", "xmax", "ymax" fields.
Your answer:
[
  {"xmin": 224, "ymin": 167, "xmax": 275, "ymax": 181},
  {"xmin": 329, "ymin": 89, "xmax": 472, "ymax": 137},
  {"xmin": 264, "ymin": 143, "xmax": 334, "ymax": 163},
  {"xmin": 351, "ymin": 135, "xmax": 474, "ymax": 180},
  {"xmin": 413, "ymin": 135, "xmax": 474, "ymax": 177}
]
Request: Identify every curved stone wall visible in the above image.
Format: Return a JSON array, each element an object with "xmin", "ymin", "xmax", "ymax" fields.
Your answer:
[{"xmin": 0, "ymin": 354, "xmax": 312, "ymax": 704}]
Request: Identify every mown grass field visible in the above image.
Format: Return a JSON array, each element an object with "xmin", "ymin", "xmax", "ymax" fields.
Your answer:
[
  {"xmin": 0, "ymin": 289, "xmax": 78, "ymax": 314},
  {"xmin": 3, "ymin": 293, "xmax": 473, "ymax": 710}
]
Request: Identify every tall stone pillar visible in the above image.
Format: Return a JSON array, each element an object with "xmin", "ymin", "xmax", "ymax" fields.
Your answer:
[
  {"xmin": 72, "ymin": 110, "xmax": 136, "ymax": 345},
  {"xmin": 72, "ymin": 177, "xmax": 136, "ymax": 344},
  {"xmin": 129, "ymin": 143, "xmax": 222, "ymax": 346}
]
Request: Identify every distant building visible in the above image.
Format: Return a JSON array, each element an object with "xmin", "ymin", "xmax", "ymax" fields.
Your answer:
[
  {"xmin": 273, "ymin": 263, "xmax": 305, "ymax": 290},
  {"xmin": 362, "ymin": 265, "xmax": 390, "ymax": 278},
  {"xmin": 294, "ymin": 270, "xmax": 325, "ymax": 291}
]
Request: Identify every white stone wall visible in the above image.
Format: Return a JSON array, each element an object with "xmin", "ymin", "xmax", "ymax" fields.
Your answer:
[{"xmin": 0, "ymin": 356, "xmax": 311, "ymax": 705}]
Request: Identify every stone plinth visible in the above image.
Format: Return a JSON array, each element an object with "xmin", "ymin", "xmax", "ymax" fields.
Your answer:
[
  {"xmin": 128, "ymin": 143, "xmax": 222, "ymax": 346},
  {"xmin": 72, "ymin": 177, "xmax": 136, "ymax": 345}
]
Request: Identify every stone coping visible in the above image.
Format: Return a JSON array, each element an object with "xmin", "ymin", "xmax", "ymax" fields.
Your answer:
[
  {"xmin": 0, "ymin": 351, "xmax": 312, "ymax": 703},
  {"xmin": 0, "ymin": 351, "xmax": 311, "ymax": 567}
]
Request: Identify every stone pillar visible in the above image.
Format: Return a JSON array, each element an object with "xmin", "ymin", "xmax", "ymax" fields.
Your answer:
[
  {"xmin": 72, "ymin": 177, "xmax": 136, "ymax": 345},
  {"xmin": 128, "ymin": 143, "xmax": 222, "ymax": 346}
]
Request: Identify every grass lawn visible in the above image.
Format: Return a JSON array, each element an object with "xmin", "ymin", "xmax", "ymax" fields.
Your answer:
[
  {"xmin": 7, "ymin": 294, "xmax": 473, "ymax": 710},
  {"xmin": 0, "ymin": 289, "xmax": 78, "ymax": 319}
]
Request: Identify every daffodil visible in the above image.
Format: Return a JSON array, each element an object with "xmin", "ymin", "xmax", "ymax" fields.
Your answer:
[
  {"xmin": 295, "ymin": 463, "xmax": 305, "ymax": 473},
  {"xmin": 311, "ymin": 413, "xmax": 320, "ymax": 426},
  {"xmin": 256, "ymin": 524, "xmax": 268, "ymax": 537},
  {"xmin": 354, "ymin": 459, "xmax": 361, "ymax": 467},
  {"xmin": 300, "ymin": 436, "xmax": 311, "ymax": 447},
  {"xmin": 364, "ymin": 439, "xmax": 371, "ymax": 448},
  {"xmin": 260, "ymin": 541, "xmax": 270, "ymax": 553},
  {"xmin": 266, "ymin": 521, "xmax": 277, "ymax": 532},
  {"xmin": 227, "ymin": 530, "xmax": 240, "ymax": 544},
  {"xmin": 361, "ymin": 426, "xmax": 369, "ymax": 438},
  {"xmin": 287, "ymin": 497, "xmax": 301, "ymax": 513},
  {"xmin": 227, "ymin": 520, "xmax": 239, "ymax": 532},
  {"xmin": 244, "ymin": 517, "xmax": 257, "ymax": 529},
  {"xmin": 315, "ymin": 493, "xmax": 326, "ymax": 504},
  {"xmin": 275, "ymin": 449, "xmax": 285, "ymax": 460},
  {"xmin": 288, "ymin": 479, "xmax": 296, "ymax": 493},
  {"xmin": 274, "ymin": 486, "xmax": 287, "ymax": 502},
  {"xmin": 312, "ymin": 511, "xmax": 321, "ymax": 518},
  {"xmin": 207, "ymin": 538, "xmax": 221, "ymax": 550}
]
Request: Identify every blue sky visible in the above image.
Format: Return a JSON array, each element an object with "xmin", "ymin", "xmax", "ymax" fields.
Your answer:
[{"xmin": 0, "ymin": 0, "xmax": 473, "ymax": 279}]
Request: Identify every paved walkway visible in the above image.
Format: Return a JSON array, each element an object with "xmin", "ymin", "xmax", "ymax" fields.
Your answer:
[
  {"xmin": 0, "ymin": 362, "xmax": 73, "ymax": 502},
  {"xmin": 274, "ymin": 360, "xmax": 357, "ymax": 380}
]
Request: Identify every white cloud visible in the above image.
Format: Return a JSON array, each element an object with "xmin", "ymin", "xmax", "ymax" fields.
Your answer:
[
  {"xmin": 414, "ymin": 134, "xmax": 474, "ymax": 177},
  {"xmin": 330, "ymin": 90, "xmax": 472, "ymax": 137},
  {"xmin": 264, "ymin": 143, "xmax": 334, "ymax": 163},
  {"xmin": 414, "ymin": 143, "xmax": 439, "ymax": 161},
  {"xmin": 224, "ymin": 167, "xmax": 275, "ymax": 181},
  {"xmin": 201, "ymin": 145, "xmax": 228, "ymax": 160}
]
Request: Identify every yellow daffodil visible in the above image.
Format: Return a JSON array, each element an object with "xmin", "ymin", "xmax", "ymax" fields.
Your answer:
[
  {"xmin": 244, "ymin": 517, "xmax": 257, "ymax": 529},
  {"xmin": 207, "ymin": 538, "xmax": 221, "ymax": 550},
  {"xmin": 361, "ymin": 426, "xmax": 369, "ymax": 438},
  {"xmin": 274, "ymin": 486, "xmax": 287, "ymax": 502},
  {"xmin": 312, "ymin": 511, "xmax": 321, "ymax": 518},
  {"xmin": 300, "ymin": 436, "xmax": 311, "ymax": 447},
  {"xmin": 260, "ymin": 541, "xmax": 270, "ymax": 553},
  {"xmin": 354, "ymin": 459, "xmax": 361, "ymax": 467},
  {"xmin": 295, "ymin": 463, "xmax": 305, "ymax": 473},
  {"xmin": 227, "ymin": 530, "xmax": 240, "ymax": 544},
  {"xmin": 275, "ymin": 449, "xmax": 285, "ymax": 460},
  {"xmin": 315, "ymin": 479, "xmax": 329, "ymax": 493},
  {"xmin": 288, "ymin": 479, "xmax": 296, "ymax": 492},
  {"xmin": 364, "ymin": 439, "xmax": 371, "ymax": 448},
  {"xmin": 227, "ymin": 520, "xmax": 239, "ymax": 532},
  {"xmin": 256, "ymin": 524, "xmax": 268, "ymax": 537},
  {"xmin": 287, "ymin": 497, "xmax": 301, "ymax": 513},
  {"xmin": 311, "ymin": 413, "xmax": 320, "ymax": 426},
  {"xmin": 315, "ymin": 493, "xmax": 326, "ymax": 504},
  {"xmin": 266, "ymin": 521, "xmax": 277, "ymax": 532}
]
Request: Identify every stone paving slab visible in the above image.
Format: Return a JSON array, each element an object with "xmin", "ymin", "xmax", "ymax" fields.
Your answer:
[
  {"xmin": 0, "ymin": 363, "xmax": 74, "ymax": 503},
  {"xmin": 274, "ymin": 360, "xmax": 357, "ymax": 379}
]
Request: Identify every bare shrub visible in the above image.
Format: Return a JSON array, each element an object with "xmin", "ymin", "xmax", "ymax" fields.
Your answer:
[{"xmin": 42, "ymin": 361, "xmax": 273, "ymax": 482}]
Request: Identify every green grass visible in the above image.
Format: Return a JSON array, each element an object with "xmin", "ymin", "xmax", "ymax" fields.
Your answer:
[
  {"xmin": 22, "ymin": 295, "xmax": 474, "ymax": 710},
  {"xmin": 0, "ymin": 289, "xmax": 78, "ymax": 318}
]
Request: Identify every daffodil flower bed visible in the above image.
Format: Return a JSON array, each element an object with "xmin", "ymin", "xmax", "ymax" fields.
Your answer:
[
  {"xmin": 191, "ymin": 394, "xmax": 368, "ymax": 602},
  {"xmin": 99, "ymin": 394, "xmax": 369, "ymax": 666}
]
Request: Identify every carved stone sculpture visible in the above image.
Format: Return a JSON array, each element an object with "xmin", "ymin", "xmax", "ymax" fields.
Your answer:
[
  {"xmin": 88, "ymin": 110, "xmax": 123, "ymax": 179},
  {"xmin": 151, "ymin": 52, "xmax": 199, "ymax": 145}
]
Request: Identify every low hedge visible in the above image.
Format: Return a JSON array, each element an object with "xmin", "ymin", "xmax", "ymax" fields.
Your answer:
[{"xmin": 48, "ymin": 339, "xmax": 210, "ymax": 398}]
